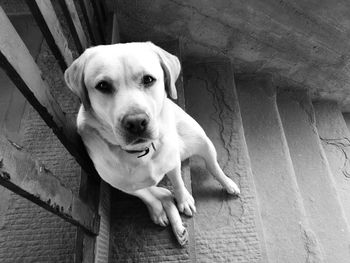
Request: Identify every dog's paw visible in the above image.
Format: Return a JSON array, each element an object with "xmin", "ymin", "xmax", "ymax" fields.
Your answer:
[
  {"xmin": 223, "ymin": 178, "xmax": 240, "ymax": 195},
  {"xmin": 146, "ymin": 199, "xmax": 169, "ymax": 227},
  {"xmin": 175, "ymin": 188, "xmax": 196, "ymax": 217},
  {"xmin": 154, "ymin": 187, "xmax": 188, "ymax": 246},
  {"xmin": 173, "ymin": 224, "xmax": 188, "ymax": 246}
]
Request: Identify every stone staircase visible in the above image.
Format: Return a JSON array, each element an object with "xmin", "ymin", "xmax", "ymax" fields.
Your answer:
[{"xmin": 109, "ymin": 54, "xmax": 350, "ymax": 262}]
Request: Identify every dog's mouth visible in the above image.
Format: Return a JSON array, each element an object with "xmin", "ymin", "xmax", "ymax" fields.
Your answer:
[
  {"xmin": 122, "ymin": 126, "xmax": 159, "ymax": 150},
  {"xmin": 133, "ymin": 138, "xmax": 148, "ymax": 145},
  {"xmin": 122, "ymin": 137, "xmax": 153, "ymax": 151}
]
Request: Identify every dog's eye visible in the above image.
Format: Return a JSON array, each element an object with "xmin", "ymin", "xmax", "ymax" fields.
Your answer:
[
  {"xmin": 142, "ymin": 75, "xmax": 155, "ymax": 86},
  {"xmin": 95, "ymin": 81, "xmax": 113, "ymax": 94}
]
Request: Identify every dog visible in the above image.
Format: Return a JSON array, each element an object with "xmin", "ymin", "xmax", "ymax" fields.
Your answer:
[{"xmin": 64, "ymin": 42, "xmax": 240, "ymax": 245}]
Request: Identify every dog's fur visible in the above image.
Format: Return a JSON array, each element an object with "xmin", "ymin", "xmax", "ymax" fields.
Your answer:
[{"xmin": 64, "ymin": 42, "xmax": 240, "ymax": 245}]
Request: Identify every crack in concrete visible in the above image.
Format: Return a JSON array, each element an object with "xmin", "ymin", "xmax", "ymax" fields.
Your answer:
[
  {"xmin": 194, "ymin": 64, "xmax": 245, "ymax": 224},
  {"xmin": 319, "ymin": 137, "xmax": 350, "ymax": 178},
  {"xmin": 204, "ymin": 65, "xmax": 234, "ymax": 171},
  {"xmin": 7, "ymin": 139, "xmax": 23, "ymax": 151},
  {"xmin": 302, "ymin": 225, "xmax": 324, "ymax": 263},
  {"xmin": 289, "ymin": 92, "xmax": 319, "ymax": 135},
  {"xmin": 167, "ymin": 0, "xmax": 346, "ymax": 60}
]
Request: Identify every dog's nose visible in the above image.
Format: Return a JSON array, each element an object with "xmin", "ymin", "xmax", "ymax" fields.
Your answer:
[{"xmin": 122, "ymin": 113, "xmax": 149, "ymax": 135}]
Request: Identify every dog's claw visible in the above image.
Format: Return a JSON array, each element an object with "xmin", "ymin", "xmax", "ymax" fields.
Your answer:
[
  {"xmin": 224, "ymin": 178, "xmax": 240, "ymax": 195},
  {"xmin": 162, "ymin": 216, "xmax": 169, "ymax": 226},
  {"xmin": 183, "ymin": 205, "xmax": 192, "ymax": 217},
  {"xmin": 151, "ymin": 212, "xmax": 169, "ymax": 227},
  {"xmin": 175, "ymin": 189, "xmax": 196, "ymax": 216},
  {"xmin": 148, "ymin": 199, "xmax": 169, "ymax": 227},
  {"xmin": 174, "ymin": 225, "xmax": 188, "ymax": 246}
]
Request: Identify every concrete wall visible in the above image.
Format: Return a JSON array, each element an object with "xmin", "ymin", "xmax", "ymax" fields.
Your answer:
[{"xmin": 111, "ymin": 0, "xmax": 350, "ymax": 111}]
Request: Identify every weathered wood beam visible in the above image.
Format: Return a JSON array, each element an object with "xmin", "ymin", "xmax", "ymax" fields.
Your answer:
[
  {"xmin": 25, "ymin": 0, "xmax": 74, "ymax": 71},
  {"xmin": 94, "ymin": 181, "xmax": 111, "ymax": 263},
  {"xmin": 90, "ymin": 0, "xmax": 106, "ymax": 44},
  {"xmin": 58, "ymin": 0, "xmax": 89, "ymax": 54},
  {"xmin": 0, "ymin": 136, "xmax": 100, "ymax": 235},
  {"xmin": 75, "ymin": 170, "xmax": 100, "ymax": 263},
  {"xmin": 0, "ymin": 7, "xmax": 99, "ymax": 183},
  {"xmin": 78, "ymin": 0, "xmax": 102, "ymax": 45},
  {"xmin": 105, "ymin": 12, "xmax": 120, "ymax": 45},
  {"xmin": 98, "ymin": 0, "xmax": 108, "ymax": 21}
]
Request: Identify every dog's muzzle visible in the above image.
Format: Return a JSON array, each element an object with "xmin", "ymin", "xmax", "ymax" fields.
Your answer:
[{"xmin": 122, "ymin": 113, "xmax": 150, "ymax": 136}]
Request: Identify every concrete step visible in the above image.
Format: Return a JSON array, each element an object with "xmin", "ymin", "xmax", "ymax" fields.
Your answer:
[
  {"xmin": 184, "ymin": 61, "xmax": 267, "ymax": 263},
  {"xmin": 236, "ymin": 75, "xmax": 320, "ymax": 263},
  {"xmin": 313, "ymin": 101, "xmax": 350, "ymax": 229},
  {"xmin": 277, "ymin": 91, "xmax": 350, "ymax": 263},
  {"xmin": 342, "ymin": 113, "xmax": 350, "ymax": 132}
]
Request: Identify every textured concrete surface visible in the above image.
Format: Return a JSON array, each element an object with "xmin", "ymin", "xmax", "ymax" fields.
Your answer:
[
  {"xmin": 277, "ymin": 91, "xmax": 350, "ymax": 263},
  {"xmin": 236, "ymin": 75, "xmax": 320, "ymax": 262},
  {"xmin": 314, "ymin": 101, "xmax": 350, "ymax": 227},
  {"xmin": 184, "ymin": 61, "xmax": 265, "ymax": 262},
  {"xmin": 0, "ymin": 14, "xmax": 81, "ymax": 262},
  {"xmin": 109, "ymin": 165, "xmax": 194, "ymax": 263},
  {"xmin": 343, "ymin": 113, "xmax": 350, "ymax": 135},
  {"xmin": 109, "ymin": 196, "xmax": 190, "ymax": 263},
  {"xmin": 110, "ymin": 0, "xmax": 350, "ymax": 111}
]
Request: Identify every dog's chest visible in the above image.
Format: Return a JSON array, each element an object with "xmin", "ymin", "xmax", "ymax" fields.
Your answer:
[{"xmin": 92, "ymin": 138, "xmax": 178, "ymax": 192}]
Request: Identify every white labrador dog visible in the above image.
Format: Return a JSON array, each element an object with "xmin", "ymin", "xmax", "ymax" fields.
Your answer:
[{"xmin": 64, "ymin": 42, "xmax": 240, "ymax": 245}]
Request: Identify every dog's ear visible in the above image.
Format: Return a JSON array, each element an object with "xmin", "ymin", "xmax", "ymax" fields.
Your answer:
[
  {"xmin": 148, "ymin": 42, "xmax": 180, "ymax": 100},
  {"xmin": 64, "ymin": 50, "xmax": 91, "ymax": 109}
]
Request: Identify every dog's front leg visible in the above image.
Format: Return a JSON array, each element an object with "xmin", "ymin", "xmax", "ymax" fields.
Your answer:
[
  {"xmin": 131, "ymin": 187, "xmax": 169, "ymax": 227},
  {"xmin": 130, "ymin": 186, "xmax": 189, "ymax": 246},
  {"xmin": 167, "ymin": 163, "xmax": 196, "ymax": 216}
]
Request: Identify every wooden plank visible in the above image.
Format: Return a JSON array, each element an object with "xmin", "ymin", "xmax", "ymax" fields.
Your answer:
[
  {"xmin": 0, "ymin": 136, "xmax": 100, "ymax": 235},
  {"xmin": 98, "ymin": 0, "xmax": 108, "ymax": 21},
  {"xmin": 111, "ymin": 13, "xmax": 120, "ymax": 44},
  {"xmin": 105, "ymin": 12, "xmax": 120, "ymax": 45},
  {"xmin": 58, "ymin": 0, "xmax": 89, "ymax": 54},
  {"xmin": 75, "ymin": 170, "xmax": 100, "ymax": 263},
  {"xmin": 94, "ymin": 181, "xmax": 111, "ymax": 263},
  {"xmin": 0, "ymin": 7, "xmax": 99, "ymax": 183},
  {"xmin": 26, "ymin": 0, "xmax": 74, "ymax": 71},
  {"xmin": 90, "ymin": 0, "xmax": 106, "ymax": 44},
  {"xmin": 78, "ymin": 0, "xmax": 102, "ymax": 45},
  {"xmin": 4, "ymin": 85, "xmax": 27, "ymax": 143}
]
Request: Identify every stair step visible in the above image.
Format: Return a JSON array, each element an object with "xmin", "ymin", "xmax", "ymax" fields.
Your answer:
[
  {"xmin": 184, "ymin": 61, "xmax": 267, "ymax": 263},
  {"xmin": 236, "ymin": 75, "xmax": 317, "ymax": 262},
  {"xmin": 277, "ymin": 91, "xmax": 350, "ymax": 262},
  {"xmin": 313, "ymin": 101, "xmax": 350, "ymax": 228},
  {"xmin": 342, "ymin": 113, "xmax": 350, "ymax": 132}
]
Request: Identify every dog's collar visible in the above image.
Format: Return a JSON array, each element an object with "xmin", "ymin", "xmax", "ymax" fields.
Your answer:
[{"xmin": 124, "ymin": 142, "xmax": 156, "ymax": 158}]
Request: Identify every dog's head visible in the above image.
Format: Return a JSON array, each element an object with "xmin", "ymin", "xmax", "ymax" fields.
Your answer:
[{"xmin": 64, "ymin": 42, "xmax": 180, "ymax": 150}]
